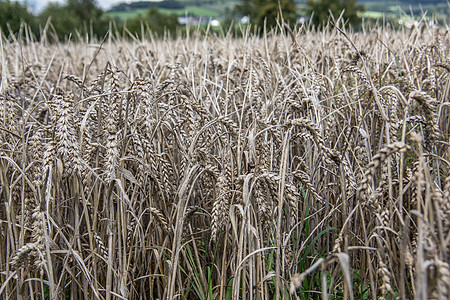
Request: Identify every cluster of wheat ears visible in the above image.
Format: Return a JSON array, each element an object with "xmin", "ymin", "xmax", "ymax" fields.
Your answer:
[{"xmin": 0, "ymin": 19, "xmax": 449, "ymax": 299}]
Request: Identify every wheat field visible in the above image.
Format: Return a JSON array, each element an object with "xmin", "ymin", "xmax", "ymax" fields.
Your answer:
[{"xmin": 0, "ymin": 20, "xmax": 449, "ymax": 299}]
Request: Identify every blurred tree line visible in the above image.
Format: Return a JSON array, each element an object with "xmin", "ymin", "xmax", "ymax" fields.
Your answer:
[
  {"xmin": 233, "ymin": 0, "xmax": 297, "ymax": 29},
  {"xmin": 0, "ymin": 0, "xmax": 38, "ymax": 35},
  {"xmin": 0, "ymin": 0, "xmax": 179, "ymax": 40},
  {"xmin": 39, "ymin": 0, "xmax": 107, "ymax": 40},
  {"xmin": 306, "ymin": 0, "xmax": 364, "ymax": 28},
  {"xmin": 0, "ymin": 0, "xmax": 364, "ymax": 40},
  {"xmin": 229, "ymin": 0, "xmax": 364, "ymax": 31}
]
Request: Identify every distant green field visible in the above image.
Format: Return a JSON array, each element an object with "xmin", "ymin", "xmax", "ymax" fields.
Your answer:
[
  {"xmin": 161, "ymin": 6, "xmax": 222, "ymax": 17},
  {"xmin": 363, "ymin": 1, "xmax": 449, "ymax": 16},
  {"xmin": 106, "ymin": 2, "xmax": 232, "ymax": 20},
  {"xmin": 106, "ymin": 9, "xmax": 149, "ymax": 20},
  {"xmin": 358, "ymin": 1, "xmax": 449, "ymax": 24},
  {"xmin": 359, "ymin": 11, "xmax": 385, "ymax": 19}
]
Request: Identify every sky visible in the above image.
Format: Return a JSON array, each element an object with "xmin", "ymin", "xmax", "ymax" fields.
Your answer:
[{"xmin": 20, "ymin": 0, "xmax": 134, "ymax": 13}]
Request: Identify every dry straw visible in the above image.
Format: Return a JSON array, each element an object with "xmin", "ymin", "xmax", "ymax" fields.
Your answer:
[{"xmin": 0, "ymin": 18, "xmax": 449, "ymax": 299}]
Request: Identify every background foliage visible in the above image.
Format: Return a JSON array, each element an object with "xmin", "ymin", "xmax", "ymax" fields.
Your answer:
[
  {"xmin": 306, "ymin": 0, "xmax": 364, "ymax": 28},
  {"xmin": 0, "ymin": 0, "xmax": 37, "ymax": 35},
  {"xmin": 233, "ymin": 0, "xmax": 298, "ymax": 29},
  {"xmin": 0, "ymin": 0, "xmax": 369, "ymax": 39}
]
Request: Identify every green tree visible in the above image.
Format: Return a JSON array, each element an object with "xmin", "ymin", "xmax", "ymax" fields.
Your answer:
[
  {"xmin": 234, "ymin": 0, "xmax": 297, "ymax": 29},
  {"xmin": 124, "ymin": 7, "xmax": 179, "ymax": 38},
  {"xmin": 67, "ymin": 0, "xmax": 102, "ymax": 21},
  {"xmin": 39, "ymin": 3, "xmax": 80, "ymax": 40},
  {"xmin": 0, "ymin": 0, "xmax": 37, "ymax": 36},
  {"xmin": 39, "ymin": 0, "xmax": 109, "ymax": 40},
  {"xmin": 307, "ymin": 0, "xmax": 364, "ymax": 28}
]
